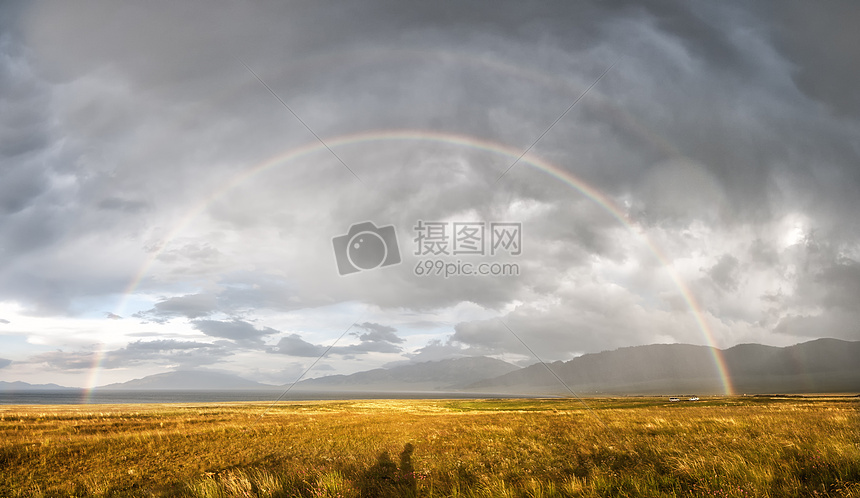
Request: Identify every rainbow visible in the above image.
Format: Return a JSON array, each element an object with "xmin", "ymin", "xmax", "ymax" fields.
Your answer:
[
  {"xmin": 82, "ymin": 345, "xmax": 107, "ymax": 403},
  {"xmin": 109, "ymin": 129, "xmax": 734, "ymax": 395}
]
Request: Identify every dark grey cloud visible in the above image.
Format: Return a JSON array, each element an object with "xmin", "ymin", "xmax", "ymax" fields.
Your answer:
[
  {"xmin": 0, "ymin": 33, "xmax": 65, "ymax": 274},
  {"xmin": 749, "ymin": 239, "xmax": 779, "ymax": 267},
  {"xmin": 135, "ymin": 294, "xmax": 219, "ymax": 323},
  {"xmin": 271, "ymin": 323, "xmax": 405, "ymax": 358},
  {"xmin": 448, "ymin": 279, "xmax": 713, "ymax": 360},
  {"xmin": 97, "ymin": 197, "xmax": 148, "ymax": 213},
  {"xmin": 29, "ymin": 340, "xmax": 229, "ymax": 371},
  {"xmin": 353, "ymin": 322, "xmax": 404, "ymax": 344},
  {"xmin": 132, "ymin": 274, "xmax": 332, "ymax": 325},
  {"xmin": 391, "ymin": 338, "xmax": 492, "ymax": 366},
  {"xmin": 0, "ymin": 1, "xmax": 858, "ymax": 383},
  {"xmin": 341, "ymin": 340, "xmax": 403, "ymax": 355},
  {"xmin": 405, "ymin": 339, "xmax": 466, "ymax": 362},
  {"xmin": 5, "ymin": 0, "xmax": 858, "ymax": 314},
  {"xmin": 815, "ymin": 262, "xmax": 860, "ymax": 312},
  {"xmin": 0, "ymin": 318, "xmax": 9, "ymax": 324},
  {"xmin": 192, "ymin": 319, "xmax": 278, "ymax": 347},
  {"xmin": 29, "ymin": 351, "xmax": 93, "ymax": 371},
  {"xmin": 0, "ymin": 29, "xmax": 53, "ymax": 161},
  {"xmin": 213, "ymin": 272, "xmax": 326, "ymax": 313},
  {"xmin": 155, "ymin": 243, "xmax": 222, "ymax": 266},
  {"xmin": 782, "ymin": 240, "xmax": 860, "ymax": 320},
  {"xmin": 0, "ymin": 163, "xmax": 50, "ymax": 215},
  {"xmin": 706, "ymin": 254, "xmax": 740, "ymax": 293},
  {"xmin": 0, "ymin": 358, "xmax": 11, "ymax": 369},
  {"xmin": 112, "ymin": 340, "xmax": 230, "ymax": 368},
  {"xmin": 773, "ymin": 310, "xmax": 859, "ymax": 341},
  {"xmin": 271, "ymin": 334, "xmax": 327, "ymax": 358},
  {"xmin": 763, "ymin": 0, "xmax": 860, "ymax": 118}
]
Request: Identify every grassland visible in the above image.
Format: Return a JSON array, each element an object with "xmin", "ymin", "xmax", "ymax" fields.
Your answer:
[{"xmin": 0, "ymin": 396, "xmax": 858, "ymax": 497}]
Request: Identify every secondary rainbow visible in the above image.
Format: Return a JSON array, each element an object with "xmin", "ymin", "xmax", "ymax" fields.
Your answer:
[{"xmin": 108, "ymin": 130, "xmax": 734, "ymax": 395}]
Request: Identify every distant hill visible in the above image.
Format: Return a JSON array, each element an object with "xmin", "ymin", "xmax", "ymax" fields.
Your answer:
[
  {"xmin": 294, "ymin": 356, "xmax": 520, "ymax": 392},
  {"xmin": 98, "ymin": 370, "xmax": 277, "ymax": 390},
  {"xmin": 0, "ymin": 381, "xmax": 73, "ymax": 391},
  {"xmin": 7, "ymin": 339, "xmax": 856, "ymax": 395},
  {"xmin": 466, "ymin": 338, "xmax": 860, "ymax": 395},
  {"xmin": 724, "ymin": 338, "xmax": 860, "ymax": 393}
]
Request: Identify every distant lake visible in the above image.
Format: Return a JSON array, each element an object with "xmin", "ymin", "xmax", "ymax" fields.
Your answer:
[{"xmin": 0, "ymin": 390, "xmax": 540, "ymax": 405}]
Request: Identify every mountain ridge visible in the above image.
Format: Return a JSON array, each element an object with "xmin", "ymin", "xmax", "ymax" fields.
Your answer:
[
  {"xmin": 4, "ymin": 339, "xmax": 857, "ymax": 394},
  {"xmin": 97, "ymin": 370, "xmax": 277, "ymax": 390},
  {"xmin": 0, "ymin": 381, "xmax": 74, "ymax": 391},
  {"xmin": 466, "ymin": 338, "xmax": 860, "ymax": 394},
  {"xmin": 292, "ymin": 356, "xmax": 520, "ymax": 391}
]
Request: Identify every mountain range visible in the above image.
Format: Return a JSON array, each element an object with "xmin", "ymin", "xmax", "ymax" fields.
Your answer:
[
  {"xmin": 0, "ymin": 381, "xmax": 73, "ymax": 391},
  {"xmin": 97, "ymin": 370, "xmax": 276, "ymax": 390},
  {"xmin": 3, "ymin": 338, "xmax": 857, "ymax": 394},
  {"xmin": 292, "ymin": 356, "xmax": 520, "ymax": 392},
  {"xmin": 466, "ymin": 338, "xmax": 860, "ymax": 394}
]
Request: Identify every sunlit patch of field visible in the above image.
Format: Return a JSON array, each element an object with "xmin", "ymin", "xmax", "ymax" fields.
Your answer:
[{"xmin": 1, "ymin": 396, "xmax": 858, "ymax": 497}]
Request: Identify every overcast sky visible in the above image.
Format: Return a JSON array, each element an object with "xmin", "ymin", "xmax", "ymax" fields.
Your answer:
[{"xmin": 1, "ymin": 1, "xmax": 858, "ymax": 388}]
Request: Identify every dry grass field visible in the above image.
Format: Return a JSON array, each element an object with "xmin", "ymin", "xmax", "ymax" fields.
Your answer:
[{"xmin": 1, "ymin": 396, "xmax": 858, "ymax": 497}]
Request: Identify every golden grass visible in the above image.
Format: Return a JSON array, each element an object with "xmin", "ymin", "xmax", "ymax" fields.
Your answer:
[{"xmin": 1, "ymin": 396, "xmax": 858, "ymax": 497}]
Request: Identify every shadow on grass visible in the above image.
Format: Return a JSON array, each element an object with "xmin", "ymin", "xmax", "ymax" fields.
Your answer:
[{"xmin": 357, "ymin": 443, "xmax": 417, "ymax": 497}]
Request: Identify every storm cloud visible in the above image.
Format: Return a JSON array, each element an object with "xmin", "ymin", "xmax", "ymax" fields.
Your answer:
[
  {"xmin": 271, "ymin": 322, "xmax": 406, "ymax": 358},
  {"xmin": 30, "ymin": 340, "xmax": 231, "ymax": 371},
  {"xmin": 1, "ymin": 1, "xmax": 857, "ymax": 386},
  {"xmin": 192, "ymin": 319, "xmax": 279, "ymax": 347}
]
